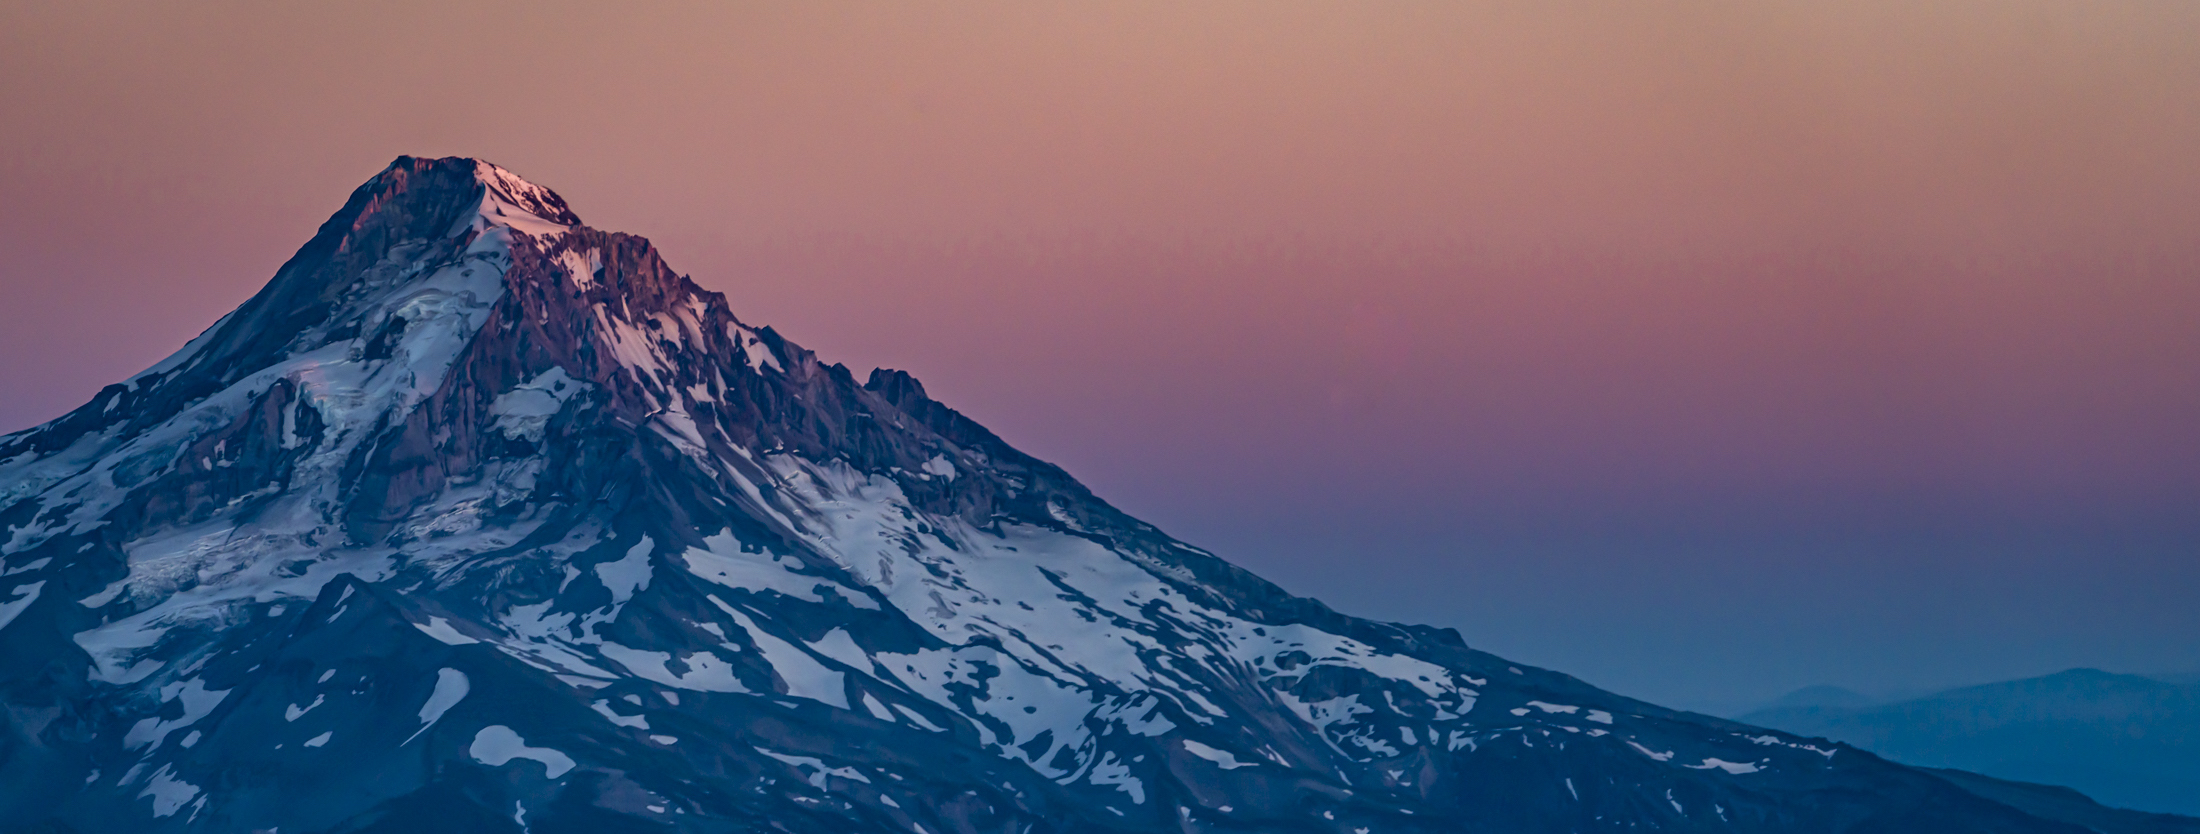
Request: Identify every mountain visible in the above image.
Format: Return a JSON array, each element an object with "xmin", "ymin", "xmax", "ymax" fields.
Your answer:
[
  {"xmin": 1741, "ymin": 668, "xmax": 2200, "ymax": 816},
  {"xmin": 1920, "ymin": 769, "xmax": 2200, "ymax": 834},
  {"xmin": 1752, "ymin": 686, "xmax": 1879, "ymax": 713},
  {"xmin": 0, "ymin": 156, "xmax": 2112, "ymax": 833}
]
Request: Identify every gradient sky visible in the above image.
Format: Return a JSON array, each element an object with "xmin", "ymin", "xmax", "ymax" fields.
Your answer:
[{"xmin": 3, "ymin": 0, "xmax": 2197, "ymax": 713}]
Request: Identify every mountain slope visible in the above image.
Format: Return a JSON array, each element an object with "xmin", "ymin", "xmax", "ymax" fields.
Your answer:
[
  {"xmin": 1742, "ymin": 668, "xmax": 2200, "ymax": 816},
  {"xmin": 0, "ymin": 156, "xmax": 2092, "ymax": 833}
]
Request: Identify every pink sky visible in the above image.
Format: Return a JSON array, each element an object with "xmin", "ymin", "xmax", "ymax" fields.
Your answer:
[{"xmin": 3, "ymin": 0, "xmax": 2197, "ymax": 709}]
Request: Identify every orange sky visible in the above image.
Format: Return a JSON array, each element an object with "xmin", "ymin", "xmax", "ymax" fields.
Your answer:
[{"xmin": 3, "ymin": 0, "xmax": 2197, "ymax": 709}]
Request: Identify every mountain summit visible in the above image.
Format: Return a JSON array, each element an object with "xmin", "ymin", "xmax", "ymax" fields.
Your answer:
[{"xmin": 0, "ymin": 157, "xmax": 2095, "ymax": 832}]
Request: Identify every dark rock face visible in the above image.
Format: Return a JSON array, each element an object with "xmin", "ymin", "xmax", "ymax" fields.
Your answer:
[{"xmin": 0, "ymin": 157, "xmax": 2093, "ymax": 833}]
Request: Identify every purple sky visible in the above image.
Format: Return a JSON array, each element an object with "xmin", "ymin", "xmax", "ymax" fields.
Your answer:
[{"xmin": 3, "ymin": 1, "xmax": 2197, "ymax": 712}]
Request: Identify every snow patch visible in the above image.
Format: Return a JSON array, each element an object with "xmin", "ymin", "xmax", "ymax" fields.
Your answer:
[
  {"xmin": 601, "ymin": 643, "xmax": 749, "ymax": 693},
  {"xmin": 0, "ymin": 580, "xmax": 45, "ymax": 632},
  {"xmin": 594, "ymin": 537, "xmax": 654, "ymax": 606},
  {"xmin": 731, "ymin": 325, "xmax": 781, "ymax": 373},
  {"xmin": 285, "ymin": 694, "xmax": 324, "ymax": 721},
  {"xmin": 405, "ymin": 668, "xmax": 471, "ymax": 744},
  {"xmin": 77, "ymin": 578, "xmax": 129, "ymax": 609},
  {"xmin": 757, "ymin": 748, "xmax": 872, "ymax": 790},
  {"xmin": 414, "ymin": 616, "xmax": 480, "ymax": 645},
  {"xmin": 591, "ymin": 700, "xmax": 650, "ymax": 729},
  {"xmin": 138, "ymin": 765, "xmax": 200, "ymax": 818},
  {"xmin": 1182, "ymin": 740, "xmax": 1256, "ymax": 769},
  {"xmin": 1088, "ymin": 752, "xmax": 1145, "ymax": 804},
  {"xmin": 807, "ymin": 627, "xmax": 870, "ymax": 671},
  {"xmin": 125, "ymin": 678, "xmax": 229, "ymax": 750},
  {"xmin": 488, "ymin": 367, "xmax": 590, "ymax": 442},
  {"xmin": 1688, "ymin": 758, "xmax": 1762, "ymax": 774},
  {"xmin": 470, "ymin": 725, "xmax": 576, "ymax": 779},
  {"xmin": 1627, "ymin": 741, "xmax": 1676, "ymax": 762},
  {"xmin": 682, "ymin": 534, "xmax": 876, "ymax": 610},
  {"xmin": 920, "ymin": 455, "xmax": 957, "ymax": 481},
  {"xmin": 861, "ymin": 692, "xmax": 898, "ymax": 722},
  {"xmin": 1747, "ymin": 733, "xmax": 1838, "ymax": 758},
  {"xmin": 712, "ymin": 599, "xmax": 846, "ymax": 708}
]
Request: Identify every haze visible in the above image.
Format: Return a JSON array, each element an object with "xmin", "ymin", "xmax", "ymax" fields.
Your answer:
[{"xmin": 3, "ymin": 0, "xmax": 2196, "ymax": 712}]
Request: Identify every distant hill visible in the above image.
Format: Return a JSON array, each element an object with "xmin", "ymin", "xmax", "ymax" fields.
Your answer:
[
  {"xmin": 1742, "ymin": 668, "xmax": 2200, "ymax": 816},
  {"xmin": 1760, "ymin": 684, "xmax": 1878, "ymax": 711},
  {"xmin": 1925, "ymin": 769, "xmax": 2200, "ymax": 834}
]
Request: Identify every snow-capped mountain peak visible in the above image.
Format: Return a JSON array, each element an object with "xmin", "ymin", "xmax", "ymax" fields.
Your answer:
[
  {"xmin": 468, "ymin": 160, "xmax": 583, "ymax": 239},
  {"xmin": 0, "ymin": 157, "xmax": 2102, "ymax": 833}
]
